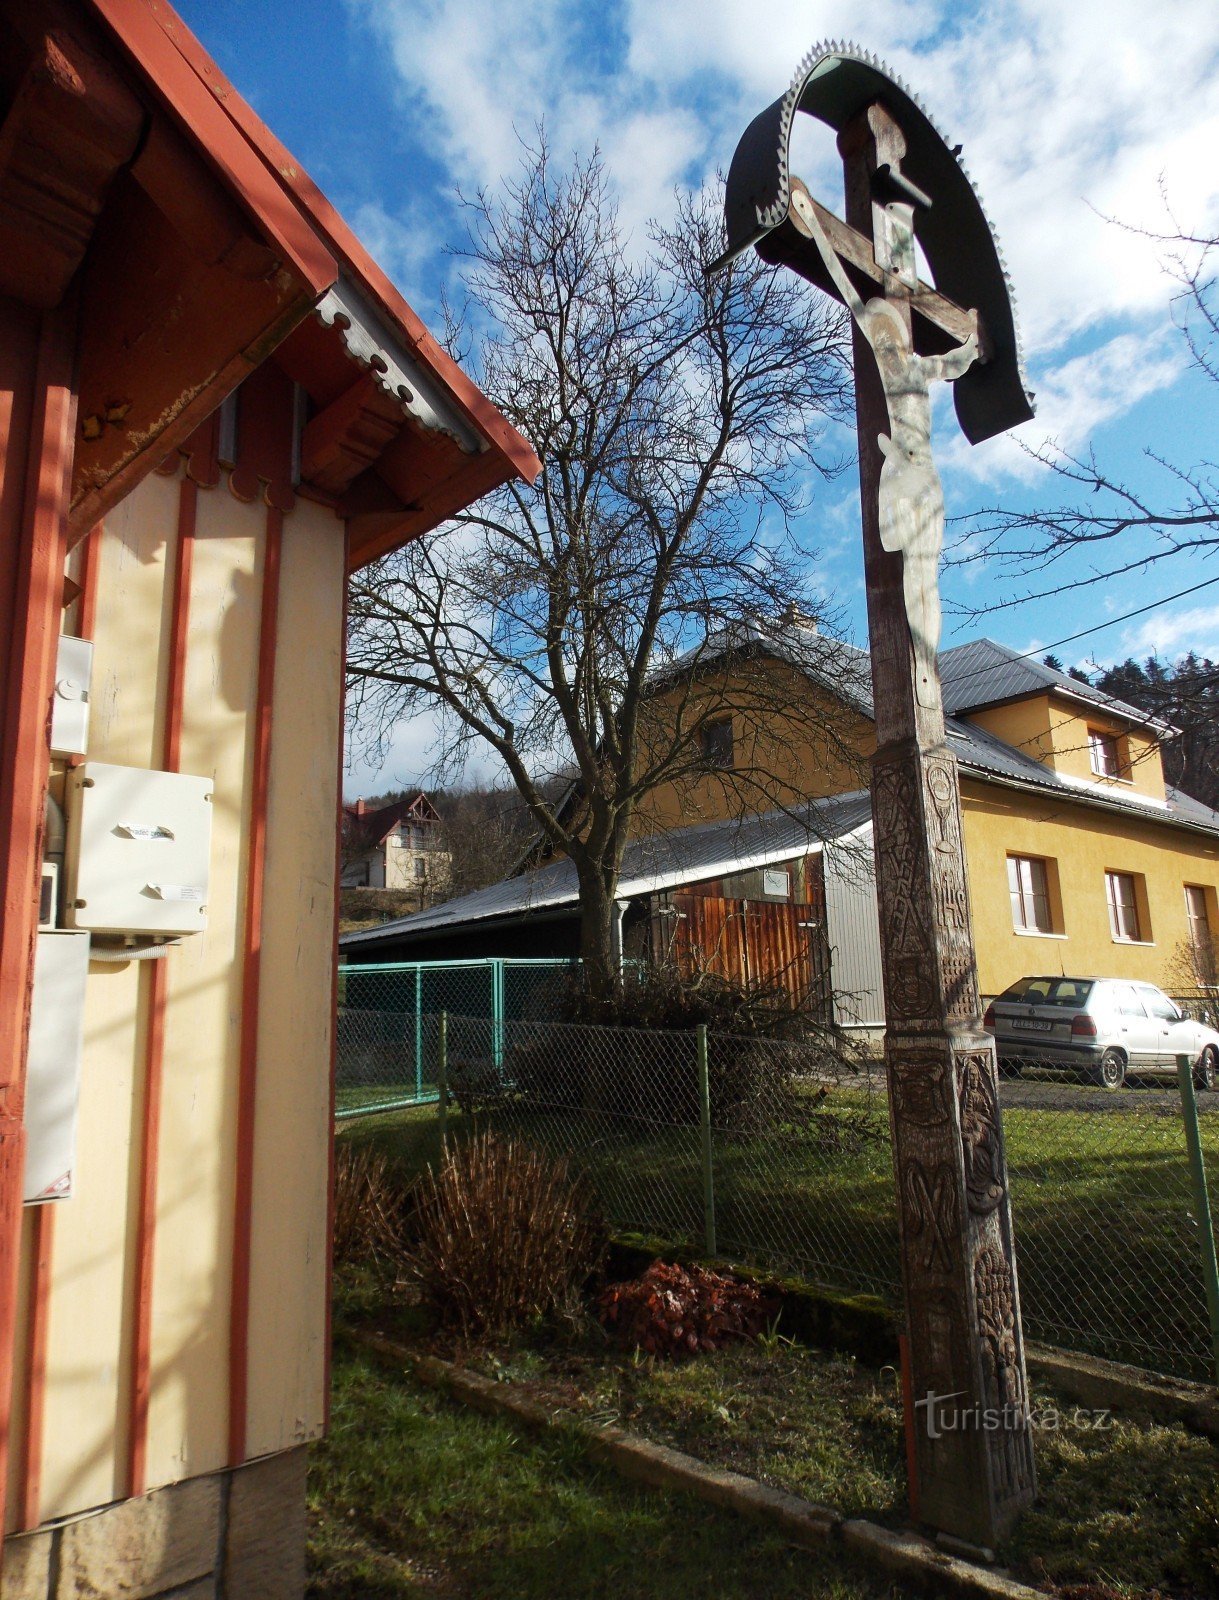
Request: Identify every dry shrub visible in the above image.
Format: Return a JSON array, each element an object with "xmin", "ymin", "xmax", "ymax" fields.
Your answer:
[
  {"xmin": 332, "ymin": 1143, "xmax": 409, "ymax": 1271},
  {"xmin": 408, "ymin": 1132, "xmax": 602, "ymax": 1336},
  {"xmin": 597, "ymin": 1260, "xmax": 777, "ymax": 1356}
]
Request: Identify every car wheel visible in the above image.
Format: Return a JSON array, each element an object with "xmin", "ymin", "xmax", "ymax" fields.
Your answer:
[
  {"xmin": 1096, "ymin": 1048, "xmax": 1127, "ymax": 1090},
  {"xmin": 1195, "ymin": 1046, "xmax": 1217, "ymax": 1092}
]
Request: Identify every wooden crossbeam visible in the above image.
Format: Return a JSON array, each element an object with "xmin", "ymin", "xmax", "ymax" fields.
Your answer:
[{"xmin": 759, "ymin": 177, "xmax": 988, "ymax": 359}]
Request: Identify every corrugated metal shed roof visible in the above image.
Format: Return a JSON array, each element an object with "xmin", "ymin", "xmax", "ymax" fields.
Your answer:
[{"xmin": 340, "ymin": 790, "xmax": 873, "ymax": 947}]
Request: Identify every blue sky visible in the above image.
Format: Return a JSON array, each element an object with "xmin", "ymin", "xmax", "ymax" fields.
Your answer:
[{"xmin": 177, "ymin": 0, "xmax": 1219, "ymax": 794}]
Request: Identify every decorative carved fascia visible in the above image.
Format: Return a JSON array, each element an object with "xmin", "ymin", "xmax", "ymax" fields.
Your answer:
[{"xmin": 314, "ymin": 277, "xmax": 484, "ymax": 455}]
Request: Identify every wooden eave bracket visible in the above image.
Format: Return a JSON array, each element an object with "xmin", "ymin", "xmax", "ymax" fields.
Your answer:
[
  {"xmin": 0, "ymin": 25, "xmax": 145, "ymax": 308},
  {"xmin": 298, "ymin": 374, "xmax": 405, "ymax": 496}
]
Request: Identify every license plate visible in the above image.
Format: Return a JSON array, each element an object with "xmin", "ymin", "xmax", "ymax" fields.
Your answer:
[{"xmin": 1012, "ymin": 1018, "xmax": 1053, "ymax": 1032}]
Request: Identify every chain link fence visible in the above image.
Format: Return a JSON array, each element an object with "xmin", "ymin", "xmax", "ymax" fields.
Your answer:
[
  {"xmin": 335, "ymin": 959, "xmax": 573, "ymax": 1119},
  {"xmin": 336, "ymin": 967, "xmax": 1219, "ymax": 1382}
]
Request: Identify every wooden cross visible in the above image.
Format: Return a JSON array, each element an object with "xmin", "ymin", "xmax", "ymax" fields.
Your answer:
[{"xmin": 755, "ymin": 98, "xmax": 1037, "ymax": 1548}]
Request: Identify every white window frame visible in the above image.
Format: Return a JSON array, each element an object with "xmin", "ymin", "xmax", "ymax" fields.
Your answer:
[
  {"xmin": 1106, "ymin": 870, "xmax": 1142, "ymax": 942},
  {"xmin": 1088, "ymin": 727, "xmax": 1124, "ymax": 779},
  {"xmin": 1186, "ymin": 884, "xmax": 1211, "ymax": 949},
  {"xmin": 1007, "ymin": 855, "xmax": 1053, "ymax": 934}
]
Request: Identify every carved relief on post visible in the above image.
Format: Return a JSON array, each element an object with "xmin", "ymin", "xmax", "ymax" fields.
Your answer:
[{"xmin": 957, "ymin": 1050, "xmax": 1005, "ymax": 1215}]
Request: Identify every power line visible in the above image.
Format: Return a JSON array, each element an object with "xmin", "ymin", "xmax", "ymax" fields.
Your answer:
[{"xmin": 945, "ymin": 569, "xmax": 1219, "ymax": 684}]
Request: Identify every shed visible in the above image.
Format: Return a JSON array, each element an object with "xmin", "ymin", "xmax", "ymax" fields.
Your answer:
[{"xmin": 340, "ymin": 792, "xmax": 885, "ymax": 1028}]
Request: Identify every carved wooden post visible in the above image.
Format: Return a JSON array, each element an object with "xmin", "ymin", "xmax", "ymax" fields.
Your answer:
[
  {"xmin": 715, "ymin": 44, "xmax": 1039, "ymax": 1546},
  {"xmin": 841, "ymin": 105, "xmax": 1036, "ymax": 1547}
]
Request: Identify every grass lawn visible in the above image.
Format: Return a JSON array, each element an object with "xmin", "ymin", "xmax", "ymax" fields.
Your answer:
[
  {"xmin": 317, "ymin": 1267, "xmax": 1219, "ymax": 1600},
  {"xmin": 454, "ymin": 1334, "xmax": 1219, "ymax": 1597},
  {"xmin": 339, "ymin": 1081, "xmax": 1219, "ymax": 1380},
  {"xmin": 308, "ymin": 1338, "xmax": 923, "ymax": 1600}
]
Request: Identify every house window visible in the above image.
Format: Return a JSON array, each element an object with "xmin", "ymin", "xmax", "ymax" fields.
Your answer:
[
  {"xmin": 1105, "ymin": 870, "xmax": 1143, "ymax": 942},
  {"xmin": 1186, "ymin": 885, "xmax": 1211, "ymax": 949},
  {"xmin": 1007, "ymin": 855, "xmax": 1053, "ymax": 933},
  {"xmin": 1088, "ymin": 728, "xmax": 1125, "ymax": 779},
  {"xmin": 700, "ymin": 717, "xmax": 734, "ymax": 770}
]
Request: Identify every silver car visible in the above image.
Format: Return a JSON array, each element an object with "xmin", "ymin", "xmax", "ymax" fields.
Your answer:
[{"xmin": 983, "ymin": 976, "xmax": 1219, "ymax": 1090}]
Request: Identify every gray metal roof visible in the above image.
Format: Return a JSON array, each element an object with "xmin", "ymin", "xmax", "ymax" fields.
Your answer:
[
  {"xmin": 938, "ymin": 638, "xmax": 1170, "ymax": 731},
  {"xmin": 343, "ymin": 633, "xmax": 1219, "ymax": 953},
  {"xmin": 340, "ymin": 790, "xmax": 874, "ymax": 948}
]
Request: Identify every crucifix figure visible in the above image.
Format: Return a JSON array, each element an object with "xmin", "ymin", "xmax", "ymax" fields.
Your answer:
[{"xmin": 715, "ymin": 49, "xmax": 1037, "ymax": 1549}]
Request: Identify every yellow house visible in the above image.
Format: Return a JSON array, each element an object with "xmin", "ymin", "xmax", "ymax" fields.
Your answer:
[{"xmin": 637, "ymin": 624, "xmax": 1219, "ymax": 1004}]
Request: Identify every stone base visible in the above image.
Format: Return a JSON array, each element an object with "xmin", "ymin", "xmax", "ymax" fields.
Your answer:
[{"xmin": 2, "ymin": 1445, "xmax": 306, "ymax": 1600}]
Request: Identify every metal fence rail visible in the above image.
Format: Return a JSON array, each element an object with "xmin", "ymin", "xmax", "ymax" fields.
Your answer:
[{"xmin": 339, "ymin": 1006, "xmax": 1219, "ymax": 1383}]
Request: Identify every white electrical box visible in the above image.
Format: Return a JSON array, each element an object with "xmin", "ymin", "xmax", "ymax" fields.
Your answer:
[
  {"xmin": 50, "ymin": 635, "xmax": 93, "ymax": 757},
  {"xmin": 65, "ymin": 763, "xmax": 213, "ymax": 937},
  {"xmin": 25, "ymin": 930, "xmax": 90, "ymax": 1203}
]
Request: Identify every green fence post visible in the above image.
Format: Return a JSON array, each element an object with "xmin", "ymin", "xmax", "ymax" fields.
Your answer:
[
  {"xmin": 697, "ymin": 1024, "xmax": 717, "ymax": 1257},
  {"xmin": 438, "ymin": 1010, "xmax": 449, "ymax": 1151},
  {"xmin": 414, "ymin": 966, "xmax": 423, "ymax": 1100},
  {"xmin": 492, "ymin": 958, "xmax": 505, "ymax": 1076},
  {"xmin": 1177, "ymin": 1052, "xmax": 1219, "ymax": 1385}
]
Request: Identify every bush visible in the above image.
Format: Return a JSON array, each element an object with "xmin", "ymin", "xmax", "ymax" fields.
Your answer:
[
  {"xmin": 407, "ymin": 1132, "xmax": 603, "ymax": 1336},
  {"xmin": 597, "ymin": 1260, "xmax": 778, "ymax": 1356},
  {"xmin": 332, "ymin": 1143, "xmax": 410, "ymax": 1272}
]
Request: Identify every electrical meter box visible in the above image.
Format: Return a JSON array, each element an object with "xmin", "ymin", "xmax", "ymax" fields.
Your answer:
[
  {"xmin": 25, "ymin": 929, "xmax": 90, "ymax": 1202},
  {"xmin": 64, "ymin": 763, "xmax": 214, "ymax": 937},
  {"xmin": 50, "ymin": 634, "xmax": 93, "ymax": 757}
]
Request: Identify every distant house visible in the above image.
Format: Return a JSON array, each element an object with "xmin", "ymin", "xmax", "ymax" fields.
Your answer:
[
  {"xmin": 340, "ymin": 625, "xmax": 1219, "ymax": 1017},
  {"xmin": 341, "ymin": 793, "xmax": 451, "ymax": 900}
]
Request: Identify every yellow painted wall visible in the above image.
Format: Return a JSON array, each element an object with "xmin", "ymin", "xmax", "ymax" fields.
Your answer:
[
  {"xmin": 626, "ymin": 664, "xmax": 1217, "ymax": 1009},
  {"xmin": 964, "ymin": 693, "xmax": 1166, "ymax": 803},
  {"xmin": 960, "ymin": 777, "xmax": 1219, "ymax": 998},
  {"xmin": 245, "ymin": 499, "xmax": 342, "ymax": 1459},
  {"xmin": 20, "ymin": 463, "xmax": 343, "ymax": 1529},
  {"xmin": 635, "ymin": 658, "xmax": 872, "ymax": 833}
]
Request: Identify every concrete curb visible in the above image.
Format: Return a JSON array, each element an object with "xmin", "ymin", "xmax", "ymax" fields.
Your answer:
[
  {"xmin": 359, "ymin": 1334, "xmax": 1044, "ymax": 1600},
  {"xmin": 1025, "ymin": 1343, "xmax": 1219, "ymax": 1438}
]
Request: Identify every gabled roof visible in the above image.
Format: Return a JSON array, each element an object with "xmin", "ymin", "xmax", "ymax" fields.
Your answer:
[
  {"xmin": 50, "ymin": 0, "xmax": 539, "ymax": 557},
  {"xmin": 344, "ymin": 792, "xmax": 440, "ymax": 848},
  {"xmin": 340, "ymin": 791, "xmax": 874, "ymax": 949},
  {"xmin": 938, "ymin": 638, "xmax": 1170, "ymax": 732},
  {"xmin": 651, "ymin": 622, "xmax": 1219, "ymax": 840}
]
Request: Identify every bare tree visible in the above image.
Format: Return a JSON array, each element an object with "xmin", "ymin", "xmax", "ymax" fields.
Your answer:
[
  {"xmin": 948, "ymin": 210, "xmax": 1219, "ymax": 615},
  {"xmin": 346, "ymin": 140, "xmax": 855, "ymax": 996}
]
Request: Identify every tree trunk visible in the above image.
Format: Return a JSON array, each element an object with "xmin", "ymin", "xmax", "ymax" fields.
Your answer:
[{"xmin": 576, "ymin": 865, "xmax": 619, "ymax": 1004}]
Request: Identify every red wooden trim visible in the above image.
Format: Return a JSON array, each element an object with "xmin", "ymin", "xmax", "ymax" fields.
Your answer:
[
  {"xmin": 125, "ymin": 474, "xmax": 196, "ymax": 1499},
  {"xmin": 162, "ymin": 479, "xmax": 196, "ymax": 773},
  {"xmin": 324, "ymin": 531, "xmax": 350, "ymax": 1432},
  {"xmin": 85, "ymin": 0, "xmax": 337, "ymax": 299},
  {"xmin": 0, "ymin": 298, "xmax": 79, "ymax": 1543},
  {"xmin": 18, "ymin": 1206, "xmax": 54, "ymax": 1530},
  {"xmin": 141, "ymin": 0, "xmax": 539, "ymax": 484},
  {"xmin": 228, "ymin": 502, "xmax": 283, "ymax": 1467},
  {"xmin": 75, "ymin": 523, "xmax": 102, "ymax": 643}
]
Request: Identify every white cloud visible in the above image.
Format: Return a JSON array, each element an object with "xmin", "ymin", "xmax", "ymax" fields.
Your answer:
[
  {"xmin": 1114, "ymin": 602, "xmax": 1219, "ymax": 664},
  {"xmin": 943, "ymin": 329, "xmax": 1187, "ymax": 484},
  {"xmin": 347, "ymin": 196, "xmax": 448, "ymax": 315}
]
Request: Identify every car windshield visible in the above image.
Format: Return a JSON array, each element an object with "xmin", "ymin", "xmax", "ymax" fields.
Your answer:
[{"xmin": 999, "ymin": 977, "xmax": 1094, "ymax": 1008}]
